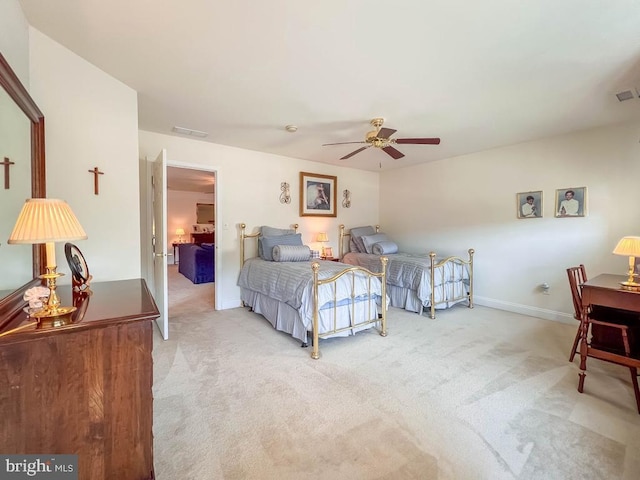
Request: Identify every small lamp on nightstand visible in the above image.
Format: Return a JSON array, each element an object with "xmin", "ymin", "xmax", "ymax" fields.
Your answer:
[
  {"xmin": 317, "ymin": 232, "xmax": 332, "ymax": 259},
  {"xmin": 175, "ymin": 228, "xmax": 185, "ymax": 243},
  {"xmin": 613, "ymin": 236, "xmax": 640, "ymax": 291}
]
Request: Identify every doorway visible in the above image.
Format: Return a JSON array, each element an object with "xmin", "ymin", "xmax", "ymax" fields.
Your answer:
[{"xmin": 166, "ymin": 165, "xmax": 216, "ymax": 314}]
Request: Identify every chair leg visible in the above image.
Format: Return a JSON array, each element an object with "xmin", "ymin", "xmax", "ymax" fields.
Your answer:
[
  {"xmin": 631, "ymin": 368, "xmax": 640, "ymax": 415},
  {"xmin": 569, "ymin": 326, "xmax": 581, "ymax": 362}
]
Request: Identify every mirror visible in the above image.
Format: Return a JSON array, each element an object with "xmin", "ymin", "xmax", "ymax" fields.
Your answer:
[
  {"xmin": 196, "ymin": 203, "xmax": 214, "ymax": 225},
  {"xmin": 0, "ymin": 52, "xmax": 46, "ymax": 310}
]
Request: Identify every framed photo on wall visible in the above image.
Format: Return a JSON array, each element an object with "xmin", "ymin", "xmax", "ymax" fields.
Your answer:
[
  {"xmin": 555, "ymin": 186, "xmax": 586, "ymax": 217},
  {"xmin": 299, "ymin": 172, "xmax": 337, "ymax": 217},
  {"xmin": 516, "ymin": 191, "xmax": 543, "ymax": 219}
]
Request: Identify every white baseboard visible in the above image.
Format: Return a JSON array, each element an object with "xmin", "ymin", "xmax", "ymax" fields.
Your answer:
[{"xmin": 473, "ymin": 296, "xmax": 575, "ymax": 325}]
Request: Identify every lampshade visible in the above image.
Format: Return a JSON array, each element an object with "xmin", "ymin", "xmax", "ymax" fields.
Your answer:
[
  {"xmin": 317, "ymin": 232, "xmax": 328, "ymax": 242},
  {"xmin": 175, "ymin": 228, "xmax": 186, "ymax": 236},
  {"xmin": 8, "ymin": 198, "xmax": 87, "ymax": 245},
  {"xmin": 612, "ymin": 236, "xmax": 640, "ymax": 257},
  {"xmin": 612, "ymin": 236, "xmax": 640, "ymax": 289}
]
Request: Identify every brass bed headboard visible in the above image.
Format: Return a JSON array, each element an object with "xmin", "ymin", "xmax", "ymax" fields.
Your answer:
[{"xmin": 239, "ymin": 223, "xmax": 298, "ymax": 268}]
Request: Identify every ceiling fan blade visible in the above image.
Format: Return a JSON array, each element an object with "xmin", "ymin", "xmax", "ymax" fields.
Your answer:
[
  {"xmin": 323, "ymin": 141, "xmax": 367, "ymax": 146},
  {"xmin": 341, "ymin": 146, "xmax": 370, "ymax": 160},
  {"xmin": 382, "ymin": 145, "xmax": 404, "ymax": 159},
  {"xmin": 377, "ymin": 127, "xmax": 397, "ymax": 139},
  {"xmin": 395, "ymin": 137, "xmax": 441, "ymax": 145}
]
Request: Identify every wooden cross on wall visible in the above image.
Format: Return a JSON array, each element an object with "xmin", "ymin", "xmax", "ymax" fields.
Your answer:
[
  {"xmin": 88, "ymin": 166, "xmax": 104, "ymax": 195},
  {"xmin": 1, "ymin": 157, "xmax": 15, "ymax": 189}
]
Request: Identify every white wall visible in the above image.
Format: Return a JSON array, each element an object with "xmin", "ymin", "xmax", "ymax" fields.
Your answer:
[
  {"xmin": 139, "ymin": 130, "xmax": 380, "ymax": 310},
  {"xmin": 28, "ymin": 28, "xmax": 141, "ymax": 284},
  {"xmin": 381, "ymin": 121, "xmax": 640, "ymax": 322},
  {"xmin": 0, "ymin": 0, "xmax": 29, "ymax": 84}
]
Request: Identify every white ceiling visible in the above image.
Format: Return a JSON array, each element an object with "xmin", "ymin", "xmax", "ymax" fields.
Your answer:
[
  {"xmin": 19, "ymin": 0, "xmax": 640, "ymax": 172},
  {"xmin": 167, "ymin": 166, "xmax": 215, "ymax": 194}
]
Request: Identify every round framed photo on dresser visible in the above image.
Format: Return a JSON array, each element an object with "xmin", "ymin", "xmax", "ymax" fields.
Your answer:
[{"xmin": 65, "ymin": 243, "xmax": 91, "ymax": 291}]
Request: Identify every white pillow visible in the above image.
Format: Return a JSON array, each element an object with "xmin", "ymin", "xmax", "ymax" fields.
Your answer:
[{"xmin": 361, "ymin": 233, "xmax": 391, "ymax": 254}]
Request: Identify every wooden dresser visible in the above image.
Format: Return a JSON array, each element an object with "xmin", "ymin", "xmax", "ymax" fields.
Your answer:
[
  {"xmin": 0, "ymin": 278, "xmax": 159, "ymax": 480},
  {"xmin": 191, "ymin": 231, "xmax": 214, "ymax": 245}
]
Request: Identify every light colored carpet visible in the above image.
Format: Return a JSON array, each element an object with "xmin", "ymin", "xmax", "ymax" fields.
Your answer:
[{"xmin": 153, "ymin": 265, "xmax": 640, "ymax": 479}]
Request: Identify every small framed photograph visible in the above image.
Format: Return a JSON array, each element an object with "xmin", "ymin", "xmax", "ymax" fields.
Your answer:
[
  {"xmin": 555, "ymin": 187, "xmax": 586, "ymax": 217},
  {"xmin": 299, "ymin": 172, "xmax": 337, "ymax": 217},
  {"xmin": 516, "ymin": 191, "xmax": 543, "ymax": 219}
]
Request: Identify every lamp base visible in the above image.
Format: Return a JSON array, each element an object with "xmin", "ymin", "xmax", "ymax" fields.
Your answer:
[
  {"xmin": 619, "ymin": 281, "xmax": 640, "ymax": 292},
  {"xmin": 32, "ymin": 305, "xmax": 77, "ymax": 328}
]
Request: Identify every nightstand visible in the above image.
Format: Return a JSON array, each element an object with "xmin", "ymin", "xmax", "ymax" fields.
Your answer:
[{"xmin": 322, "ymin": 257, "xmax": 339, "ymax": 262}]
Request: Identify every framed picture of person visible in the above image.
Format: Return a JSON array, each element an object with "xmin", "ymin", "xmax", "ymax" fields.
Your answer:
[
  {"xmin": 555, "ymin": 187, "xmax": 587, "ymax": 218},
  {"xmin": 299, "ymin": 172, "xmax": 337, "ymax": 217},
  {"xmin": 516, "ymin": 191, "xmax": 543, "ymax": 219}
]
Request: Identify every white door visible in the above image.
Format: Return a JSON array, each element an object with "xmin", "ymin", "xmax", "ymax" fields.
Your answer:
[{"xmin": 152, "ymin": 149, "xmax": 169, "ymax": 339}]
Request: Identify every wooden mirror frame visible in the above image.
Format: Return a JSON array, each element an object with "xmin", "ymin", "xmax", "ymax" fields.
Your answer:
[{"xmin": 0, "ymin": 52, "xmax": 46, "ymax": 323}]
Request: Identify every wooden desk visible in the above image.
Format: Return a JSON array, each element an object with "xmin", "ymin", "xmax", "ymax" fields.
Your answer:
[
  {"xmin": 579, "ymin": 274, "xmax": 640, "ymax": 404},
  {"xmin": 0, "ymin": 279, "xmax": 159, "ymax": 480}
]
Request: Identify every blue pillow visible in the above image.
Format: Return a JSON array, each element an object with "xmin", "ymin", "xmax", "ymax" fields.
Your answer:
[
  {"xmin": 258, "ymin": 226, "xmax": 296, "ymax": 258},
  {"xmin": 350, "ymin": 226, "xmax": 376, "ymax": 253},
  {"xmin": 361, "ymin": 233, "xmax": 391, "ymax": 254},
  {"xmin": 259, "ymin": 233, "xmax": 303, "ymax": 261}
]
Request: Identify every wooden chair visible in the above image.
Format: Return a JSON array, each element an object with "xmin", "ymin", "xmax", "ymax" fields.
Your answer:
[
  {"xmin": 567, "ymin": 265, "xmax": 587, "ymax": 362},
  {"xmin": 567, "ymin": 265, "xmax": 640, "ymax": 413}
]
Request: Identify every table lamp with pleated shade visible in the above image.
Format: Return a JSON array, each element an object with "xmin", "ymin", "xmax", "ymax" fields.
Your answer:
[
  {"xmin": 8, "ymin": 198, "xmax": 87, "ymax": 327},
  {"xmin": 612, "ymin": 236, "xmax": 640, "ymax": 291}
]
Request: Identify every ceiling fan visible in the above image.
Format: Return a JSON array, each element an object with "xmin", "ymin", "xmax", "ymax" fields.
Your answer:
[{"xmin": 322, "ymin": 118, "xmax": 440, "ymax": 160}]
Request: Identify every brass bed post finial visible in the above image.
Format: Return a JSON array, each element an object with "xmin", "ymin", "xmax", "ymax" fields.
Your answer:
[
  {"xmin": 339, "ymin": 224, "xmax": 345, "ymax": 259},
  {"xmin": 311, "ymin": 261, "xmax": 320, "ymax": 360}
]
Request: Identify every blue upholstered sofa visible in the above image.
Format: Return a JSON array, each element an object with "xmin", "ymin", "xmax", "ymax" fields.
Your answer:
[{"xmin": 178, "ymin": 243, "xmax": 214, "ymax": 284}]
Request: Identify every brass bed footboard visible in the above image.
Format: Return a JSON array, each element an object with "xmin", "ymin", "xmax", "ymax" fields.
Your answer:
[
  {"xmin": 428, "ymin": 249, "xmax": 474, "ymax": 319},
  {"xmin": 310, "ymin": 257, "xmax": 388, "ymax": 360}
]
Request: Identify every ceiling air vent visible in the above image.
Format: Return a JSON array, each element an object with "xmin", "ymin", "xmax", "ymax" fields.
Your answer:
[
  {"xmin": 615, "ymin": 90, "xmax": 635, "ymax": 102},
  {"xmin": 172, "ymin": 126, "xmax": 208, "ymax": 138}
]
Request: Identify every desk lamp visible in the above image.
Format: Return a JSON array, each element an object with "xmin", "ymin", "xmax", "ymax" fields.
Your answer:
[
  {"xmin": 612, "ymin": 236, "xmax": 640, "ymax": 291},
  {"xmin": 8, "ymin": 198, "xmax": 88, "ymax": 327}
]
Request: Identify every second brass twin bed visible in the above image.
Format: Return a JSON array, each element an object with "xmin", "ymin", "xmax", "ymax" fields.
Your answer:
[{"xmin": 339, "ymin": 225, "xmax": 474, "ymax": 319}]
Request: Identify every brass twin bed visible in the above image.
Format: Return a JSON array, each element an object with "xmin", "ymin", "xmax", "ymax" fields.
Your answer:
[
  {"xmin": 339, "ymin": 225, "xmax": 474, "ymax": 319},
  {"xmin": 237, "ymin": 224, "xmax": 388, "ymax": 359}
]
